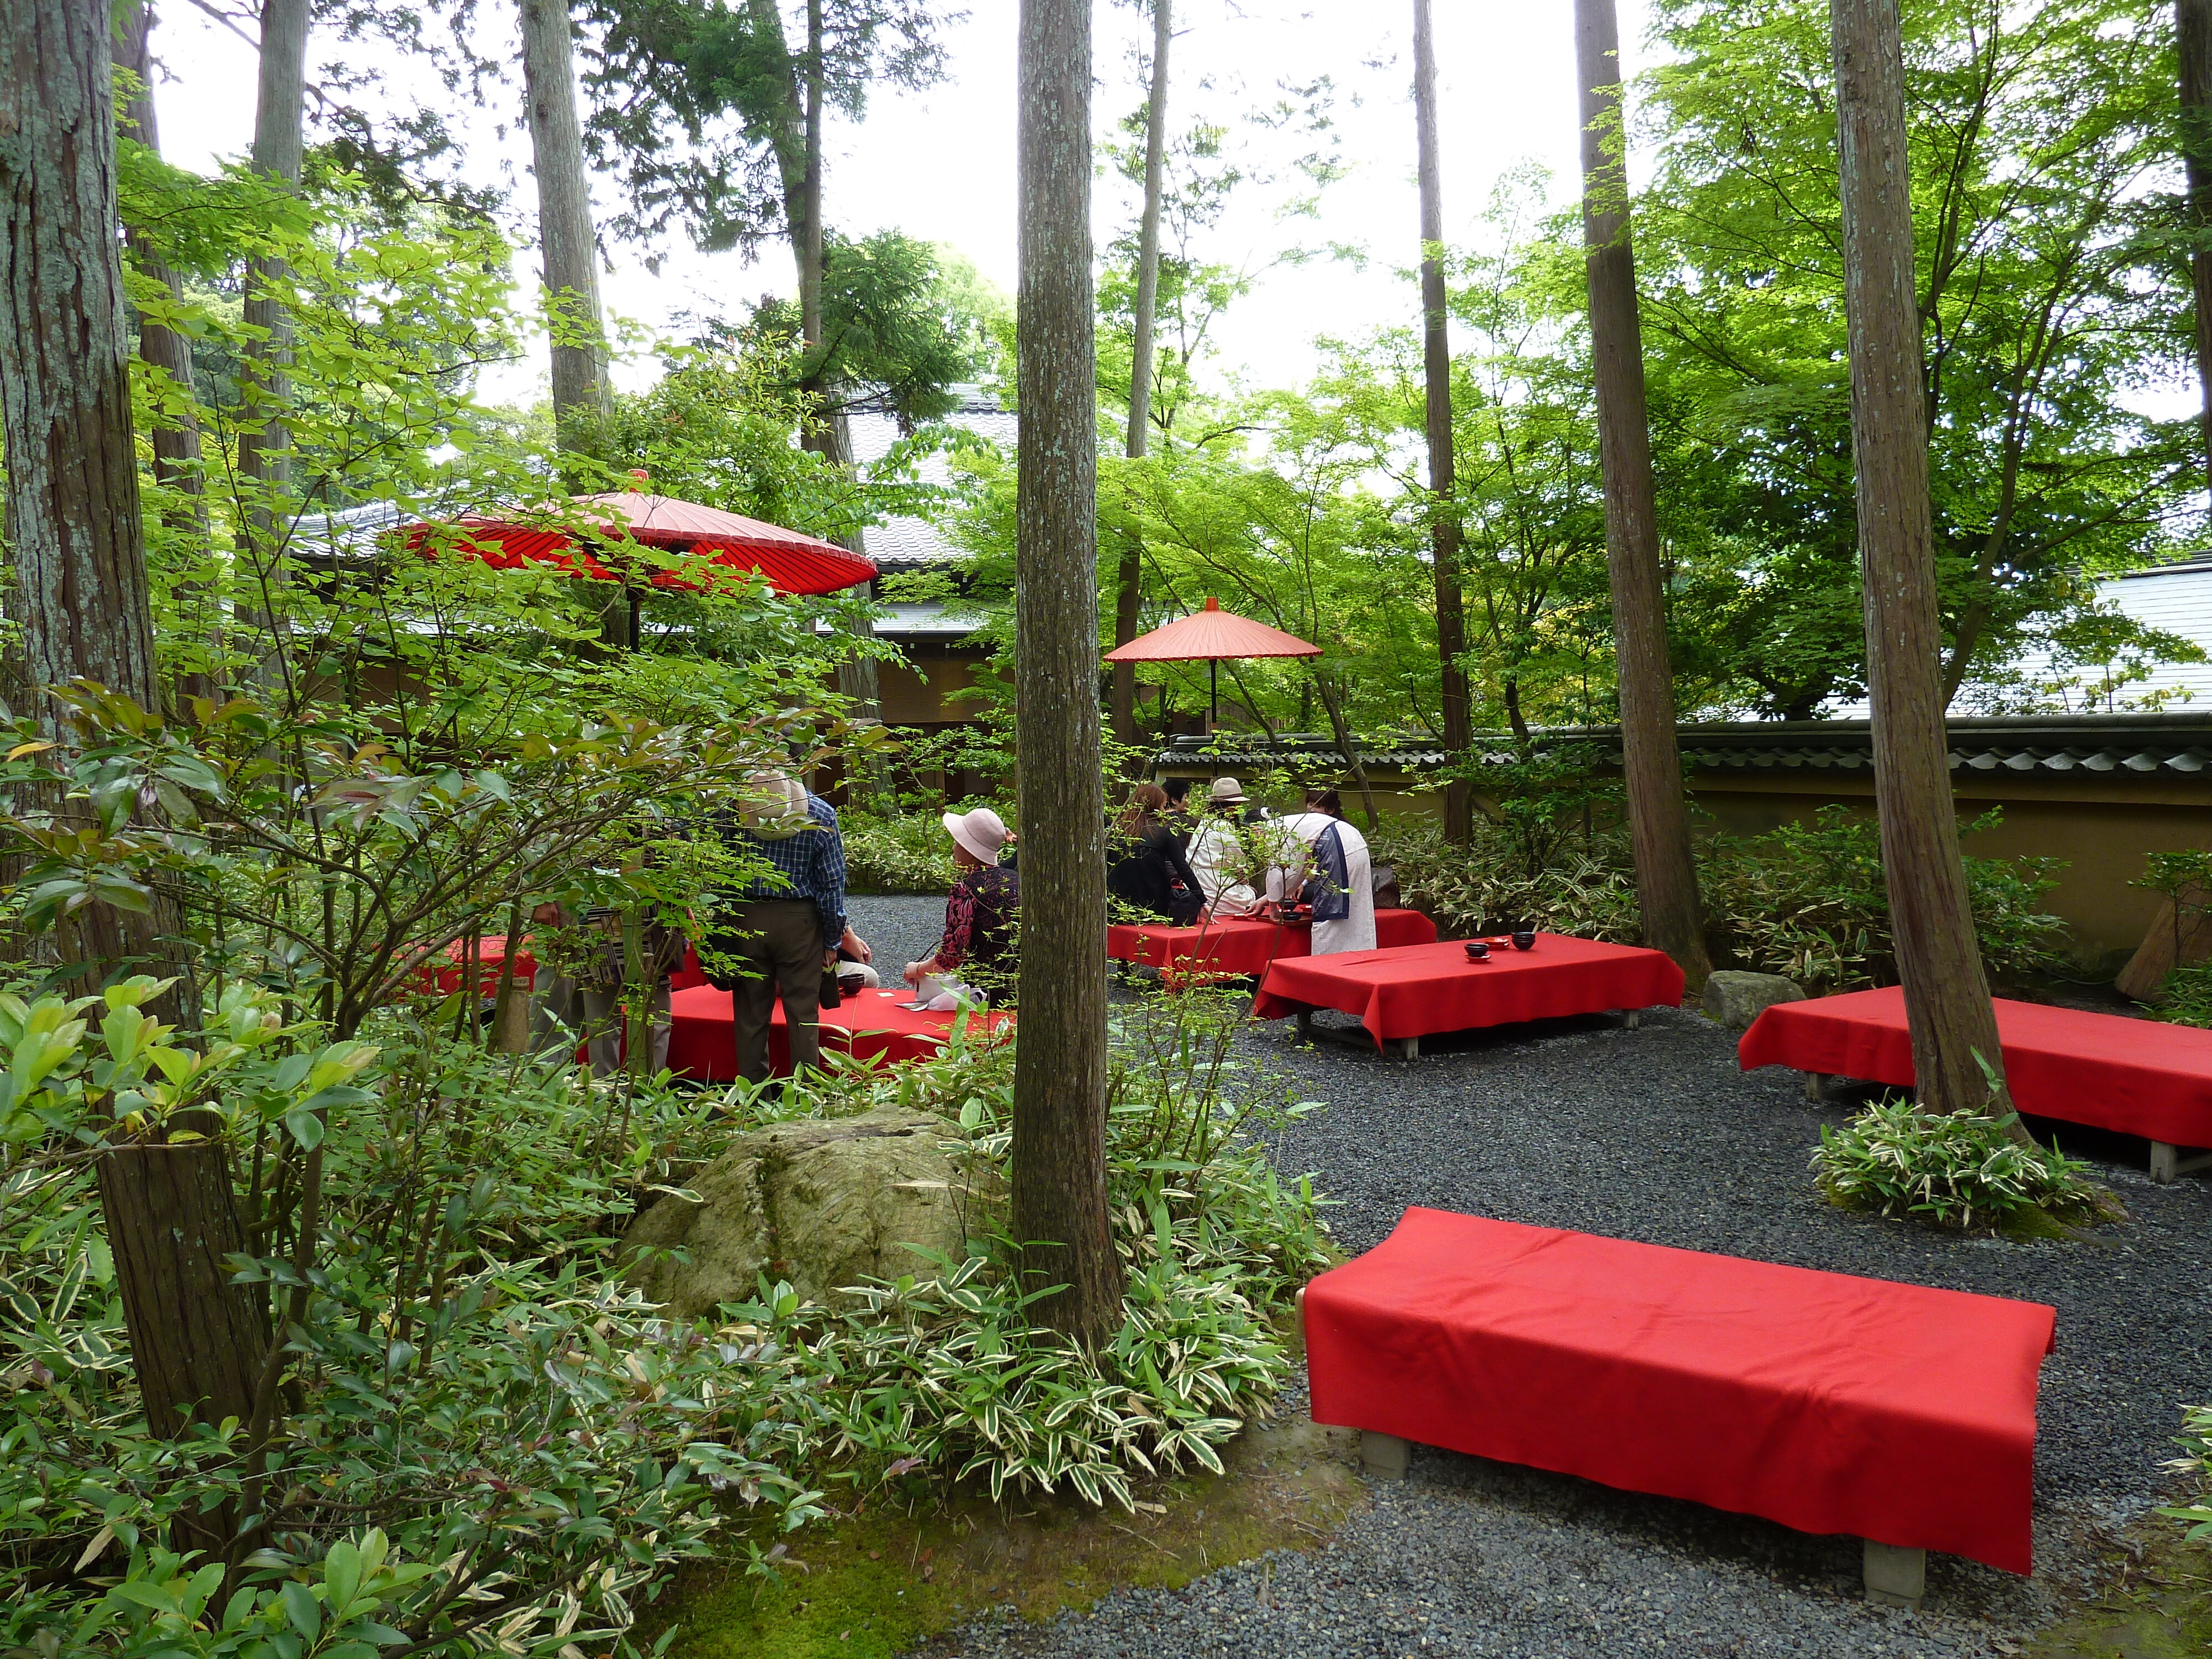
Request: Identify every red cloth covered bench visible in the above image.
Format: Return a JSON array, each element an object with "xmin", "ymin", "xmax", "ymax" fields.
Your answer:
[
  {"xmin": 1303, "ymin": 1208, "xmax": 2055, "ymax": 1590},
  {"xmin": 1253, "ymin": 932, "xmax": 1684, "ymax": 1055},
  {"xmin": 1739, "ymin": 985, "xmax": 2212, "ymax": 1181},
  {"xmin": 1107, "ymin": 908, "xmax": 1437, "ymax": 977},
  {"xmin": 419, "ymin": 935, "xmax": 538, "ymax": 997},
  {"xmin": 666, "ymin": 982, "xmax": 1009, "ymax": 1081}
]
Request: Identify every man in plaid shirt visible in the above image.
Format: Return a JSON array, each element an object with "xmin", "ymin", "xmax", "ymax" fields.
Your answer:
[{"xmin": 707, "ymin": 771, "xmax": 870, "ymax": 1082}]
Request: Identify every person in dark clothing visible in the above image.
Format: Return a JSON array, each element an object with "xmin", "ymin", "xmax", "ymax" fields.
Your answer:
[
  {"xmin": 1161, "ymin": 777, "xmax": 1196, "ymax": 851},
  {"xmin": 1108, "ymin": 782, "xmax": 1204, "ymax": 924},
  {"xmin": 904, "ymin": 806, "xmax": 1021, "ymax": 998}
]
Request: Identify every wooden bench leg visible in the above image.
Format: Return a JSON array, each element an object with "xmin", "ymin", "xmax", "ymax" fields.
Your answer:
[
  {"xmin": 1804, "ymin": 1071, "xmax": 1828, "ymax": 1102},
  {"xmin": 1359, "ymin": 1430, "xmax": 1409, "ymax": 1480},
  {"xmin": 1295, "ymin": 1008, "xmax": 1313, "ymax": 1043},
  {"xmin": 2153, "ymin": 1141, "xmax": 2178, "ymax": 1183},
  {"xmin": 1863, "ymin": 1540, "xmax": 1924, "ymax": 1610}
]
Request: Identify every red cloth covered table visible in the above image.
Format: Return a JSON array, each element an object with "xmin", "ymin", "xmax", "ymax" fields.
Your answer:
[
  {"xmin": 1107, "ymin": 908, "xmax": 1437, "ymax": 975},
  {"xmin": 1252, "ymin": 933, "xmax": 1683, "ymax": 1046},
  {"xmin": 1740, "ymin": 984, "xmax": 2212, "ymax": 1150},
  {"xmin": 424, "ymin": 935, "xmax": 538, "ymax": 997},
  {"xmin": 666, "ymin": 982, "xmax": 1009, "ymax": 1081},
  {"xmin": 1305, "ymin": 1208, "xmax": 2055, "ymax": 1573}
]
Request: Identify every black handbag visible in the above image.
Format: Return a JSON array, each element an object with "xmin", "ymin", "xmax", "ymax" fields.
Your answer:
[{"xmin": 819, "ymin": 968, "xmax": 843, "ymax": 1010}]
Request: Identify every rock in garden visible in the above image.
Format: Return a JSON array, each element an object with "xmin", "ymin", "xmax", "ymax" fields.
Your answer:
[
  {"xmin": 617, "ymin": 1106, "xmax": 992, "ymax": 1316},
  {"xmin": 1700, "ymin": 970, "xmax": 1806, "ymax": 1030}
]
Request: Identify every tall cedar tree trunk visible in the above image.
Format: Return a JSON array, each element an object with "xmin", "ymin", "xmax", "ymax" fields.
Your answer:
[
  {"xmin": 1110, "ymin": 0, "xmax": 1171, "ymax": 747},
  {"xmin": 1574, "ymin": 0, "xmax": 1712, "ymax": 989},
  {"xmin": 518, "ymin": 0, "xmax": 628, "ymax": 648},
  {"xmin": 234, "ymin": 0, "xmax": 306, "ymax": 692},
  {"xmin": 1828, "ymin": 0, "xmax": 2018, "ymax": 1129},
  {"xmin": 1014, "ymin": 0, "xmax": 1122, "ymax": 1344},
  {"xmin": 2181, "ymin": 0, "xmax": 2212, "ymax": 508},
  {"xmin": 1412, "ymin": 0, "xmax": 1473, "ymax": 843},
  {"xmin": 117, "ymin": 2, "xmax": 216, "ymax": 712},
  {"xmin": 0, "ymin": 0, "xmax": 264, "ymax": 1557}
]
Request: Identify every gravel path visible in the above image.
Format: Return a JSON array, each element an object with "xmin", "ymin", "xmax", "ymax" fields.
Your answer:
[{"xmin": 851, "ymin": 899, "xmax": 2212, "ymax": 1656}]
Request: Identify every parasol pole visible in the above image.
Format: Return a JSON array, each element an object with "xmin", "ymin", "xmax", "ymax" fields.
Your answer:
[{"xmin": 1209, "ymin": 657, "xmax": 1219, "ymax": 729}]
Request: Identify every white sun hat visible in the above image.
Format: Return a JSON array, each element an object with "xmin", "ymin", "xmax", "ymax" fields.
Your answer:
[
  {"xmin": 941, "ymin": 805, "xmax": 1009, "ymax": 865},
  {"xmin": 1207, "ymin": 776, "xmax": 1247, "ymax": 806},
  {"xmin": 738, "ymin": 771, "xmax": 811, "ymax": 841}
]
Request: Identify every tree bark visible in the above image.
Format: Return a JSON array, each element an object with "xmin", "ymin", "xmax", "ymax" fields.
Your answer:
[
  {"xmin": 1829, "ymin": 0, "xmax": 2016, "ymax": 1126},
  {"xmin": 519, "ymin": 0, "xmax": 625, "ymax": 648},
  {"xmin": 1110, "ymin": 0, "xmax": 1172, "ymax": 747},
  {"xmin": 1014, "ymin": 0, "xmax": 1121, "ymax": 1344},
  {"xmin": 116, "ymin": 3, "xmax": 206, "ymax": 519},
  {"xmin": 234, "ymin": 0, "xmax": 307, "ymax": 693},
  {"xmin": 1412, "ymin": 0, "xmax": 1473, "ymax": 844},
  {"xmin": 2181, "ymin": 0, "xmax": 2212, "ymax": 509},
  {"xmin": 519, "ymin": 0, "xmax": 613, "ymax": 456},
  {"xmin": 1574, "ymin": 0, "xmax": 1712, "ymax": 989},
  {"xmin": 117, "ymin": 1, "xmax": 216, "ymax": 713},
  {"xmin": 1, "ymin": 0, "xmax": 261, "ymax": 1559}
]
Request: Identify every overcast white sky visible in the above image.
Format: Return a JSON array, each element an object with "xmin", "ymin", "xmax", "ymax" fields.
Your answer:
[{"xmin": 143, "ymin": 0, "xmax": 1657, "ymax": 407}]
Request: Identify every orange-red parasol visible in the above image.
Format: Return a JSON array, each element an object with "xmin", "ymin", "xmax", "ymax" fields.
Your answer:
[
  {"xmin": 405, "ymin": 487, "xmax": 875, "ymax": 598},
  {"xmin": 1104, "ymin": 596, "xmax": 1321, "ymax": 724}
]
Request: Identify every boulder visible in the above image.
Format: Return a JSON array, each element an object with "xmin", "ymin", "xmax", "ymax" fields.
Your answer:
[
  {"xmin": 1702, "ymin": 970, "xmax": 1807, "ymax": 1030},
  {"xmin": 618, "ymin": 1106, "xmax": 992, "ymax": 1316}
]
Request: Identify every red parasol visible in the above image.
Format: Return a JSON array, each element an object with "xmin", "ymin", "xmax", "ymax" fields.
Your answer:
[
  {"xmin": 404, "ymin": 487, "xmax": 875, "ymax": 598},
  {"xmin": 1104, "ymin": 596, "xmax": 1321, "ymax": 724}
]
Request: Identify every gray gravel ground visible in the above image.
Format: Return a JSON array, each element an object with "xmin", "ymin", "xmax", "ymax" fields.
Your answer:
[{"xmin": 853, "ymin": 898, "xmax": 2212, "ymax": 1656}]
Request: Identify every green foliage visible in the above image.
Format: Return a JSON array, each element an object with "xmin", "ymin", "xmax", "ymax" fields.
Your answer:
[
  {"xmin": 2158, "ymin": 1405, "xmax": 2212, "ymax": 1545},
  {"xmin": 1376, "ymin": 805, "xmax": 2069, "ymax": 988},
  {"xmin": 2152, "ymin": 961, "xmax": 2212, "ymax": 1029},
  {"xmin": 671, "ymin": 992, "xmax": 1329, "ymax": 1516},
  {"xmin": 837, "ymin": 812, "xmax": 960, "ymax": 895},
  {"xmin": 1811, "ymin": 1097, "xmax": 2105, "ymax": 1231}
]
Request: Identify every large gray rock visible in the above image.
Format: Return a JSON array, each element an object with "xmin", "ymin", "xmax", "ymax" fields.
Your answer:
[
  {"xmin": 618, "ymin": 1107, "xmax": 993, "ymax": 1316},
  {"xmin": 1702, "ymin": 970, "xmax": 1807, "ymax": 1030}
]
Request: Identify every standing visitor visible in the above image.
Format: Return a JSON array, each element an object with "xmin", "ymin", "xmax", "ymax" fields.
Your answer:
[
  {"xmin": 530, "ymin": 900, "xmax": 687, "ymax": 1075},
  {"xmin": 1186, "ymin": 777, "xmax": 1267, "ymax": 919},
  {"xmin": 1274, "ymin": 787, "xmax": 1376, "ymax": 954},
  {"xmin": 707, "ymin": 770, "xmax": 866, "ymax": 1083},
  {"xmin": 905, "ymin": 805, "xmax": 1022, "ymax": 1001},
  {"xmin": 1107, "ymin": 782, "xmax": 1204, "ymax": 922}
]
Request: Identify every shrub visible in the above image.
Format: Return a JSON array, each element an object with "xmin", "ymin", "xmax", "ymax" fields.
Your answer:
[
  {"xmin": 840, "ymin": 811, "xmax": 961, "ymax": 894},
  {"xmin": 2152, "ymin": 959, "xmax": 2212, "ymax": 1027},
  {"xmin": 1810, "ymin": 1097, "xmax": 2106, "ymax": 1230},
  {"xmin": 1371, "ymin": 818, "xmax": 1642, "ymax": 941},
  {"xmin": 1375, "ymin": 805, "xmax": 2069, "ymax": 989},
  {"xmin": 2158, "ymin": 1405, "xmax": 2212, "ymax": 1543},
  {"xmin": 694, "ymin": 987, "xmax": 1332, "ymax": 1514}
]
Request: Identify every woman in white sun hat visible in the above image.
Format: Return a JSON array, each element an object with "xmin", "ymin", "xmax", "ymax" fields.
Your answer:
[{"xmin": 902, "ymin": 805, "xmax": 1021, "ymax": 1001}]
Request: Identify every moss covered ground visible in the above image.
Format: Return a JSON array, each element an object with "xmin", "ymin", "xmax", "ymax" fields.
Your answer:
[
  {"xmin": 2029, "ymin": 1524, "xmax": 2212, "ymax": 1659},
  {"xmin": 654, "ymin": 1413, "xmax": 1363, "ymax": 1659}
]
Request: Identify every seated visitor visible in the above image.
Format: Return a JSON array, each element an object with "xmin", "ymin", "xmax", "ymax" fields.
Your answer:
[
  {"xmin": 1184, "ymin": 777, "xmax": 1267, "ymax": 920},
  {"xmin": 903, "ymin": 805, "xmax": 1021, "ymax": 1002},
  {"xmin": 1270, "ymin": 786, "xmax": 1376, "ymax": 954},
  {"xmin": 1107, "ymin": 782, "xmax": 1204, "ymax": 924}
]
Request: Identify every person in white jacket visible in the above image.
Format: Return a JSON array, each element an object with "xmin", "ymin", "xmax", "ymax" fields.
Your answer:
[
  {"xmin": 1270, "ymin": 788, "xmax": 1375, "ymax": 954},
  {"xmin": 1187, "ymin": 776, "xmax": 1269, "ymax": 919}
]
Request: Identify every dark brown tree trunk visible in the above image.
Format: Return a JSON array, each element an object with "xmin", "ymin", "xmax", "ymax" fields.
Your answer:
[
  {"xmin": 1829, "ymin": 0, "xmax": 2016, "ymax": 1126},
  {"xmin": 1014, "ymin": 0, "xmax": 1121, "ymax": 1345},
  {"xmin": 1412, "ymin": 0, "xmax": 1473, "ymax": 844},
  {"xmin": 1111, "ymin": 0, "xmax": 1172, "ymax": 748},
  {"xmin": 1, "ymin": 0, "xmax": 260, "ymax": 1559},
  {"xmin": 1574, "ymin": 0, "xmax": 1712, "ymax": 990},
  {"xmin": 2181, "ymin": 0, "xmax": 2212, "ymax": 508}
]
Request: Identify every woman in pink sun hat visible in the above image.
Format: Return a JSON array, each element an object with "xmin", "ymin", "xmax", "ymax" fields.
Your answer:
[{"xmin": 902, "ymin": 805, "xmax": 1021, "ymax": 1003}]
